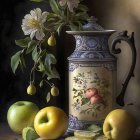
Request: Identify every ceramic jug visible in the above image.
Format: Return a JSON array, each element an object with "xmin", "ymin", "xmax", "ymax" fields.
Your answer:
[{"xmin": 66, "ymin": 17, "xmax": 136, "ymax": 133}]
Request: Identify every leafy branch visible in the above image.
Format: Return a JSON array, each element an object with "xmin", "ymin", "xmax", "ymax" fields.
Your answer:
[{"xmin": 11, "ymin": 0, "xmax": 90, "ymax": 102}]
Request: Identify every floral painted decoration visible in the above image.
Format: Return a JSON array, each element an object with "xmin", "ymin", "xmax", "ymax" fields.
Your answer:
[
  {"xmin": 72, "ymin": 72, "xmax": 110, "ymax": 117},
  {"xmin": 11, "ymin": 0, "xmax": 89, "ymax": 102}
]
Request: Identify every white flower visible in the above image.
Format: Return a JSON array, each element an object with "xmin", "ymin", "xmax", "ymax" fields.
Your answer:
[
  {"xmin": 21, "ymin": 8, "xmax": 48, "ymax": 40},
  {"xmin": 59, "ymin": 0, "xmax": 80, "ymax": 12}
]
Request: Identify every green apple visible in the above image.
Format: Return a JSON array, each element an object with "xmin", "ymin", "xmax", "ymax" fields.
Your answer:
[
  {"xmin": 7, "ymin": 101, "xmax": 39, "ymax": 134},
  {"xmin": 103, "ymin": 109, "xmax": 137, "ymax": 140},
  {"xmin": 34, "ymin": 106, "xmax": 68, "ymax": 139}
]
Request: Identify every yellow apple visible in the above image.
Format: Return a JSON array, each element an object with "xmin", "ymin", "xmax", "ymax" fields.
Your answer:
[
  {"xmin": 103, "ymin": 109, "xmax": 137, "ymax": 140},
  {"xmin": 34, "ymin": 106, "xmax": 68, "ymax": 139}
]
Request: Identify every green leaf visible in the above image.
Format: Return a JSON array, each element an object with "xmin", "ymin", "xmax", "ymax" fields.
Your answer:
[
  {"xmin": 78, "ymin": 4, "xmax": 89, "ymax": 12},
  {"xmin": 38, "ymin": 53, "xmax": 60, "ymax": 80},
  {"xmin": 40, "ymin": 50, "xmax": 46, "ymax": 58},
  {"xmin": 69, "ymin": 22, "xmax": 79, "ymax": 31},
  {"xmin": 80, "ymin": 110, "xmax": 86, "ymax": 114},
  {"xmin": 75, "ymin": 12, "xmax": 89, "ymax": 22},
  {"xmin": 45, "ymin": 53, "xmax": 57, "ymax": 68},
  {"xmin": 77, "ymin": 91, "xmax": 83, "ymax": 97},
  {"xmin": 47, "ymin": 67, "xmax": 60, "ymax": 80},
  {"xmin": 26, "ymin": 40, "xmax": 38, "ymax": 54},
  {"xmin": 22, "ymin": 126, "xmax": 39, "ymax": 140},
  {"xmin": 32, "ymin": 46, "xmax": 39, "ymax": 62},
  {"xmin": 15, "ymin": 37, "xmax": 31, "ymax": 48},
  {"xmin": 38, "ymin": 60, "xmax": 52, "ymax": 78},
  {"xmin": 74, "ymin": 21, "xmax": 83, "ymax": 30},
  {"xmin": 49, "ymin": 0, "xmax": 60, "ymax": 15},
  {"xmin": 30, "ymin": 0, "xmax": 44, "ymax": 2},
  {"xmin": 38, "ymin": 61, "xmax": 46, "ymax": 72},
  {"xmin": 46, "ymin": 92, "xmax": 51, "ymax": 103},
  {"xmin": 47, "ymin": 13, "xmax": 59, "ymax": 21},
  {"xmin": 72, "ymin": 88, "xmax": 77, "ymax": 92},
  {"xmin": 20, "ymin": 53, "xmax": 26, "ymax": 68},
  {"xmin": 44, "ymin": 53, "xmax": 60, "ymax": 79},
  {"xmin": 56, "ymin": 22, "xmax": 65, "ymax": 35},
  {"xmin": 39, "ymin": 80, "xmax": 44, "ymax": 87},
  {"xmin": 11, "ymin": 51, "xmax": 21, "ymax": 74},
  {"xmin": 73, "ymin": 95, "xmax": 78, "ymax": 99},
  {"xmin": 81, "ymin": 98, "xmax": 89, "ymax": 106},
  {"xmin": 19, "ymin": 53, "xmax": 26, "ymax": 72}
]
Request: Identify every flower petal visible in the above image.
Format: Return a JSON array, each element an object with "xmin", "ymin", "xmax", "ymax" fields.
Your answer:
[
  {"xmin": 67, "ymin": 0, "xmax": 80, "ymax": 12},
  {"xmin": 22, "ymin": 18, "xmax": 30, "ymax": 26},
  {"xmin": 41, "ymin": 12, "xmax": 49, "ymax": 23},
  {"xmin": 59, "ymin": 0, "xmax": 66, "ymax": 6},
  {"xmin": 30, "ymin": 10, "xmax": 37, "ymax": 20},
  {"xmin": 22, "ymin": 26, "xmax": 33, "ymax": 35},
  {"xmin": 24, "ymin": 14, "xmax": 32, "ymax": 20},
  {"xmin": 35, "ymin": 30, "xmax": 45, "ymax": 40},
  {"xmin": 35, "ymin": 8, "xmax": 42, "ymax": 20},
  {"xmin": 30, "ymin": 29, "xmax": 37, "ymax": 40}
]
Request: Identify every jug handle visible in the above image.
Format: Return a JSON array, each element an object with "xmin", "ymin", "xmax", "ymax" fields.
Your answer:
[{"xmin": 111, "ymin": 30, "xmax": 137, "ymax": 106}]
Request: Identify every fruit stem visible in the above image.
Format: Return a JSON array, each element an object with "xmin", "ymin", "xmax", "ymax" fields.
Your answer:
[
  {"xmin": 51, "ymin": 32, "xmax": 55, "ymax": 37},
  {"xmin": 30, "ymin": 65, "xmax": 36, "ymax": 84},
  {"xmin": 44, "ymin": 79, "xmax": 54, "ymax": 87},
  {"xmin": 29, "ymin": 41, "xmax": 43, "ymax": 84}
]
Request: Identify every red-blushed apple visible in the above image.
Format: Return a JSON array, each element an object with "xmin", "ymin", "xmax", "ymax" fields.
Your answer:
[
  {"xmin": 85, "ymin": 87, "xmax": 98, "ymax": 99},
  {"xmin": 34, "ymin": 106, "xmax": 68, "ymax": 139},
  {"xmin": 7, "ymin": 101, "xmax": 39, "ymax": 134},
  {"xmin": 103, "ymin": 109, "xmax": 137, "ymax": 140}
]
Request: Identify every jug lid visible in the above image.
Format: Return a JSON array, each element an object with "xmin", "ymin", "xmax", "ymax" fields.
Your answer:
[
  {"xmin": 66, "ymin": 16, "xmax": 116, "ymax": 35},
  {"xmin": 83, "ymin": 16, "xmax": 104, "ymax": 31}
]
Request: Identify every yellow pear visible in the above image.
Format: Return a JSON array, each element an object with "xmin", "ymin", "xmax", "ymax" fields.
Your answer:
[
  {"xmin": 47, "ymin": 34, "xmax": 56, "ymax": 46},
  {"xmin": 27, "ymin": 84, "xmax": 36, "ymax": 95},
  {"xmin": 51, "ymin": 86, "xmax": 59, "ymax": 96}
]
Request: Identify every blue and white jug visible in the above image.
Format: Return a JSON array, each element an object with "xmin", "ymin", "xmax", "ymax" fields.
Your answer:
[{"xmin": 66, "ymin": 17, "xmax": 136, "ymax": 132}]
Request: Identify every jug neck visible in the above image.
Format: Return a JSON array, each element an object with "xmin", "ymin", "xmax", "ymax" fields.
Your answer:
[
  {"xmin": 67, "ymin": 30, "xmax": 116, "ymax": 61},
  {"xmin": 74, "ymin": 34, "xmax": 110, "ymax": 52}
]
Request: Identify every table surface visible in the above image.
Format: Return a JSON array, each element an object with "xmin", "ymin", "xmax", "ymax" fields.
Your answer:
[
  {"xmin": 0, "ymin": 123, "xmax": 68, "ymax": 140},
  {"xmin": 0, "ymin": 123, "xmax": 140, "ymax": 140}
]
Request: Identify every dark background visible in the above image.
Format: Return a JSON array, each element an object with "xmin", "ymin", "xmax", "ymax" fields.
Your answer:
[
  {"xmin": 0, "ymin": 0, "xmax": 89, "ymax": 122},
  {"xmin": 1, "ymin": 0, "xmax": 140, "ymax": 124},
  {"xmin": 0, "ymin": 0, "xmax": 73, "ymax": 122}
]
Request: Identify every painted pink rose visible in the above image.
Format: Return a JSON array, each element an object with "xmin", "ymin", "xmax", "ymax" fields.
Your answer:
[
  {"xmin": 90, "ymin": 94, "xmax": 103, "ymax": 104},
  {"xmin": 85, "ymin": 88, "xmax": 98, "ymax": 99}
]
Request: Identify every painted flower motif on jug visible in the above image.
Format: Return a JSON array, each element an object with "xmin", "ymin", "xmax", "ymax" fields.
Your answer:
[
  {"xmin": 72, "ymin": 71, "xmax": 110, "ymax": 117},
  {"xmin": 86, "ymin": 38, "xmax": 98, "ymax": 49},
  {"xmin": 76, "ymin": 36, "xmax": 83, "ymax": 48},
  {"xmin": 68, "ymin": 114, "xmax": 89, "ymax": 131}
]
